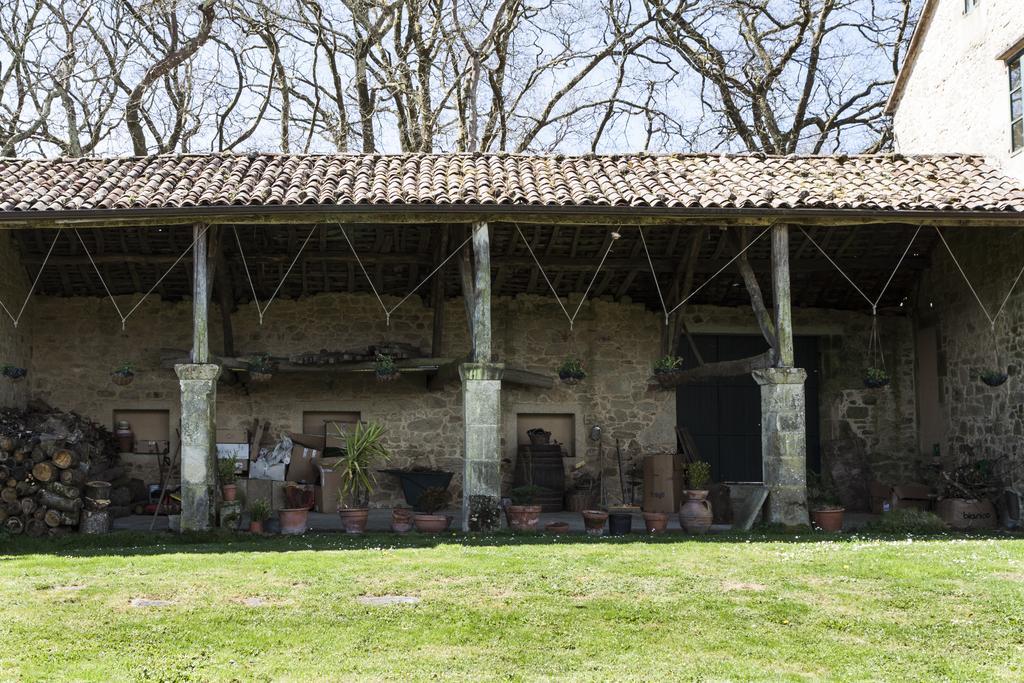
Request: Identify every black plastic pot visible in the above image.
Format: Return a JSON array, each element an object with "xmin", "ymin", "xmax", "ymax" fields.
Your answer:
[
  {"xmin": 608, "ymin": 512, "xmax": 633, "ymax": 536},
  {"xmin": 381, "ymin": 469, "xmax": 454, "ymax": 511}
]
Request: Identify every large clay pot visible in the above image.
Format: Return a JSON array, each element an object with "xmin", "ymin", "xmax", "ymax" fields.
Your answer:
[
  {"xmin": 545, "ymin": 522, "xmax": 570, "ymax": 535},
  {"xmin": 581, "ymin": 509, "xmax": 608, "ymax": 536},
  {"xmin": 413, "ymin": 514, "xmax": 449, "ymax": 533},
  {"xmin": 391, "ymin": 508, "xmax": 414, "ymax": 533},
  {"xmin": 249, "ymin": 520, "xmax": 264, "ymax": 534},
  {"xmin": 221, "ymin": 484, "xmax": 237, "ymax": 502},
  {"xmin": 608, "ymin": 512, "xmax": 633, "ymax": 536},
  {"xmin": 279, "ymin": 508, "xmax": 309, "ymax": 535},
  {"xmin": 679, "ymin": 491, "xmax": 713, "ymax": 534},
  {"xmin": 643, "ymin": 511, "xmax": 669, "ymax": 534},
  {"xmin": 507, "ymin": 504, "xmax": 542, "ymax": 532},
  {"xmin": 812, "ymin": 507, "xmax": 845, "ymax": 532},
  {"xmin": 338, "ymin": 508, "xmax": 369, "ymax": 534}
]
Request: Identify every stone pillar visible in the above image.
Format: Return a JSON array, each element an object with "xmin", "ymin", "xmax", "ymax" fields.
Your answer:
[
  {"xmin": 460, "ymin": 362, "xmax": 504, "ymax": 531},
  {"xmin": 753, "ymin": 367, "xmax": 809, "ymax": 526},
  {"xmin": 175, "ymin": 363, "xmax": 221, "ymax": 531}
]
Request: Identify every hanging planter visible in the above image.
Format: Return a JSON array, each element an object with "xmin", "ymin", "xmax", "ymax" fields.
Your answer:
[
  {"xmin": 375, "ymin": 353, "xmax": 400, "ymax": 383},
  {"xmin": 557, "ymin": 358, "xmax": 586, "ymax": 385},
  {"xmin": 863, "ymin": 367, "xmax": 890, "ymax": 389},
  {"xmin": 980, "ymin": 369, "xmax": 1009, "ymax": 387},
  {"xmin": 2, "ymin": 365, "xmax": 27, "ymax": 383},
  {"xmin": 111, "ymin": 363, "xmax": 135, "ymax": 386},
  {"xmin": 246, "ymin": 354, "xmax": 275, "ymax": 383},
  {"xmin": 652, "ymin": 355, "xmax": 684, "ymax": 388}
]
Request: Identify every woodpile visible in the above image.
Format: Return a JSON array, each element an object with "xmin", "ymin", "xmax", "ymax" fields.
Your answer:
[{"xmin": 0, "ymin": 401, "xmax": 121, "ymax": 537}]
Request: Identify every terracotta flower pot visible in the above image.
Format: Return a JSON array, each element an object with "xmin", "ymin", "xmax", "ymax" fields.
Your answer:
[
  {"xmin": 545, "ymin": 521, "xmax": 570, "ymax": 535},
  {"xmin": 279, "ymin": 508, "xmax": 309, "ymax": 535},
  {"xmin": 581, "ymin": 509, "xmax": 608, "ymax": 536},
  {"xmin": 413, "ymin": 514, "xmax": 449, "ymax": 533},
  {"xmin": 642, "ymin": 511, "xmax": 669, "ymax": 534},
  {"xmin": 222, "ymin": 484, "xmax": 237, "ymax": 502},
  {"xmin": 249, "ymin": 520, "xmax": 264, "ymax": 534},
  {"xmin": 812, "ymin": 507, "xmax": 845, "ymax": 532},
  {"xmin": 391, "ymin": 508, "xmax": 414, "ymax": 533},
  {"xmin": 338, "ymin": 507, "xmax": 369, "ymax": 534},
  {"xmin": 679, "ymin": 490, "xmax": 713, "ymax": 534},
  {"xmin": 507, "ymin": 504, "xmax": 542, "ymax": 532}
]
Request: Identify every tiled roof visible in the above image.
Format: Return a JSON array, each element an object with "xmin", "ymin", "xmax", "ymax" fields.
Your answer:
[{"xmin": 0, "ymin": 152, "xmax": 1023, "ymax": 214}]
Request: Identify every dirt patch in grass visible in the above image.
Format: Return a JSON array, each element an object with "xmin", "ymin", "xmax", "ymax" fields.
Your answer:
[{"xmin": 722, "ymin": 581, "xmax": 767, "ymax": 592}]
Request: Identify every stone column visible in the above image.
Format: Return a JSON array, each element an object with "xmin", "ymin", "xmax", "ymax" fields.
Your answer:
[
  {"xmin": 175, "ymin": 363, "xmax": 221, "ymax": 531},
  {"xmin": 753, "ymin": 367, "xmax": 809, "ymax": 526},
  {"xmin": 460, "ymin": 362, "xmax": 504, "ymax": 531}
]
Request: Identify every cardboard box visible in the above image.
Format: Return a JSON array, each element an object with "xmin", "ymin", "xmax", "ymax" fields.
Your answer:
[
  {"xmin": 937, "ymin": 498, "xmax": 996, "ymax": 530},
  {"xmin": 289, "ymin": 431, "xmax": 346, "ymax": 454},
  {"xmin": 642, "ymin": 453, "xmax": 685, "ymax": 513},
  {"xmin": 249, "ymin": 460, "xmax": 287, "ymax": 481},
  {"xmin": 870, "ymin": 481, "xmax": 933, "ymax": 513},
  {"xmin": 241, "ymin": 478, "xmax": 288, "ymax": 511},
  {"xmin": 287, "ymin": 446, "xmax": 320, "ymax": 483}
]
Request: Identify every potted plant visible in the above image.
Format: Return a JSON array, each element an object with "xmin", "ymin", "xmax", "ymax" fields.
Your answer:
[
  {"xmin": 679, "ymin": 460, "xmax": 713, "ymax": 534},
  {"xmin": 506, "ymin": 485, "xmax": 545, "ymax": 532},
  {"xmin": 391, "ymin": 507, "xmax": 414, "ymax": 533},
  {"xmin": 642, "ymin": 510, "xmax": 669, "ymax": 534},
  {"xmin": 581, "ymin": 509, "xmax": 608, "ymax": 536},
  {"xmin": 980, "ymin": 369, "xmax": 1008, "ymax": 387},
  {"xmin": 279, "ymin": 484, "xmax": 314, "ymax": 535},
  {"xmin": 863, "ymin": 367, "xmax": 890, "ymax": 389},
  {"xmin": 334, "ymin": 421, "xmax": 391, "ymax": 534},
  {"xmin": 2, "ymin": 364, "xmax": 27, "ymax": 382},
  {"xmin": 413, "ymin": 487, "xmax": 452, "ymax": 532},
  {"xmin": 808, "ymin": 472, "xmax": 845, "ymax": 532},
  {"xmin": 653, "ymin": 355, "xmax": 684, "ymax": 387},
  {"xmin": 247, "ymin": 354, "xmax": 275, "ymax": 383},
  {"xmin": 111, "ymin": 362, "xmax": 135, "ymax": 386},
  {"xmin": 467, "ymin": 494, "xmax": 501, "ymax": 532},
  {"xmin": 375, "ymin": 353, "xmax": 400, "ymax": 382},
  {"xmin": 380, "ymin": 467, "xmax": 454, "ymax": 510},
  {"xmin": 249, "ymin": 498, "xmax": 270, "ymax": 534},
  {"xmin": 557, "ymin": 358, "xmax": 586, "ymax": 385},
  {"xmin": 217, "ymin": 458, "xmax": 238, "ymax": 502}
]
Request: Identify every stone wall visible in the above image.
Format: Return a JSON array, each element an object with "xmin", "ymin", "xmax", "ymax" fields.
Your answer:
[
  {"xmin": 891, "ymin": 0, "xmax": 1023, "ymax": 179},
  {"xmin": 0, "ymin": 231, "xmax": 31, "ymax": 408},
  {"xmin": 18, "ymin": 287, "xmax": 920, "ymax": 508},
  {"xmin": 921, "ymin": 228, "xmax": 1024, "ymax": 489}
]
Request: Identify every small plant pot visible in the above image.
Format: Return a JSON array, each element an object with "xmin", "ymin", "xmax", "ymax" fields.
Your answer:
[
  {"xmin": 527, "ymin": 429, "xmax": 551, "ymax": 446},
  {"xmin": 506, "ymin": 504, "xmax": 542, "ymax": 532},
  {"xmin": 545, "ymin": 521, "xmax": 570, "ymax": 535},
  {"xmin": 812, "ymin": 507, "xmax": 845, "ymax": 532},
  {"xmin": 111, "ymin": 372, "xmax": 135, "ymax": 386},
  {"xmin": 249, "ymin": 520, "xmax": 264, "ymax": 534},
  {"xmin": 391, "ymin": 508, "xmax": 414, "ymax": 533},
  {"xmin": 863, "ymin": 376, "xmax": 890, "ymax": 389},
  {"xmin": 654, "ymin": 370, "xmax": 682, "ymax": 388},
  {"xmin": 279, "ymin": 508, "xmax": 309, "ymax": 535},
  {"xmin": 221, "ymin": 484, "xmax": 237, "ymax": 503},
  {"xmin": 376, "ymin": 371, "xmax": 400, "ymax": 383},
  {"xmin": 338, "ymin": 508, "xmax": 369, "ymax": 534},
  {"xmin": 608, "ymin": 512, "xmax": 633, "ymax": 536},
  {"xmin": 581, "ymin": 509, "xmax": 608, "ymax": 536},
  {"xmin": 679, "ymin": 490, "xmax": 713, "ymax": 534},
  {"xmin": 248, "ymin": 371, "xmax": 273, "ymax": 383},
  {"xmin": 3, "ymin": 367, "xmax": 27, "ymax": 382},
  {"xmin": 413, "ymin": 514, "xmax": 449, "ymax": 533},
  {"xmin": 642, "ymin": 511, "xmax": 669, "ymax": 534},
  {"xmin": 981, "ymin": 372, "xmax": 1009, "ymax": 387}
]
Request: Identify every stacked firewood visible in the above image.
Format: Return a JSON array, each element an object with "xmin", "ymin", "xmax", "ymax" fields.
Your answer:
[{"xmin": 0, "ymin": 402, "xmax": 121, "ymax": 537}]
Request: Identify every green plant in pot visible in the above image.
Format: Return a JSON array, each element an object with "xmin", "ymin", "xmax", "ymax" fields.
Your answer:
[
  {"xmin": 249, "ymin": 498, "xmax": 271, "ymax": 534},
  {"xmin": 217, "ymin": 457, "xmax": 238, "ymax": 502},
  {"xmin": 247, "ymin": 354, "xmax": 275, "ymax": 383},
  {"xmin": 807, "ymin": 472, "xmax": 845, "ymax": 532},
  {"xmin": 653, "ymin": 355, "xmax": 684, "ymax": 387},
  {"xmin": 980, "ymin": 368, "xmax": 1009, "ymax": 387},
  {"xmin": 679, "ymin": 460, "xmax": 713, "ymax": 534},
  {"xmin": 863, "ymin": 367, "xmax": 890, "ymax": 389},
  {"xmin": 375, "ymin": 353, "xmax": 400, "ymax": 382},
  {"xmin": 557, "ymin": 358, "xmax": 586, "ymax": 385},
  {"xmin": 413, "ymin": 487, "xmax": 452, "ymax": 532},
  {"xmin": 333, "ymin": 421, "xmax": 391, "ymax": 534},
  {"xmin": 506, "ymin": 485, "xmax": 547, "ymax": 532},
  {"xmin": 111, "ymin": 362, "xmax": 135, "ymax": 386},
  {"xmin": 2, "ymin": 364, "xmax": 27, "ymax": 382},
  {"xmin": 279, "ymin": 484, "xmax": 315, "ymax": 535}
]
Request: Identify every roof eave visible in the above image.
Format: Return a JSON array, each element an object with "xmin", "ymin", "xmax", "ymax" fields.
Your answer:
[{"xmin": 885, "ymin": 0, "xmax": 939, "ymax": 116}]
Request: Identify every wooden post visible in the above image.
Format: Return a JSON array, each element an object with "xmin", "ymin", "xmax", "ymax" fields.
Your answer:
[
  {"xmin": 192, "ymin": 224, "xmax": 210, "ymax": 364},
  {"xmin": 471, "ymin": 221, "xmax": 491, "ymax": 362},
  {"xmin": 771, "ymin": 224, "xmax": 794, "ymax": 368},
  {"xmin": 430, "ymin": 227, "xmax": 450, "ymax": 357}
]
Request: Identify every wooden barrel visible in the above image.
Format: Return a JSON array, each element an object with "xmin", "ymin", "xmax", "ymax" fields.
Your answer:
[{"xmin": 513, "ymin": 445, "xmax": 565, "ymax": 512}]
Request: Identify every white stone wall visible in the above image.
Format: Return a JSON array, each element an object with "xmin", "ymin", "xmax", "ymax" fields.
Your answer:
[
  {"xmin": 892, "ymin": 0, "xmax": 1024, "ymax": 178},
  {"xmin": 0, "ymin": 231, "xmax": 32, "ymax": 408}
]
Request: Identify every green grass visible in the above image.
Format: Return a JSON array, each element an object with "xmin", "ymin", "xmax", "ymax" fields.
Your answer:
[{"xmin": 1, "ymin": 530, "xmax": 1023, "ymax": 681}]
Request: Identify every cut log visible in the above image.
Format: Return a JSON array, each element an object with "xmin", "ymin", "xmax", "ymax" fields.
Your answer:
[
  {"xmin": 4, "ymin": 501, "xmax": 21, "ymax": 515},
  {"xmin": 4, "ymin": 516, "xmax": 24, "ymax": 535},
  {"xmin": 32, "ymin": 461, "xmax": 57, "ymax": 483},
  {"xmin": 0, "ymin": 466, "xmax": 8, "ymax": 481},
  {"xmin": 0, "ymin": 450, "xmax": 10, "ymax": 463},
  {"xmin": 0, "ymin": 487, "xmax": 18, "ymax": 504},
  {"xmin": 15, "ymin": 481, "xmax": 38, "ymax": 496},
  {"xmin": 80, "ymin": 509, "xmax": 110, "ymax": 534},
  {"xmin": 20, "ymin": 497, "xmax": 36, "ymax": 515},
  {"xmin": 52, "ymin": 448, "xmax": 79, "ymax": 470},
  {"xmin": 25, "ymin": 518, "xmax": 47, "ymax": 537},
  {"xmin": 37, "ymin": 489, "xmax": 82, "ymax": 513},
  {"xmin": 650, "ymin": 351, "xmax": 775, "ymax": 387},
  {"xmin": 43, "ymin": 509, "xmax": 62, "ymax": 528},
  {"xmin": 60, "ymin": 469, "xmax": 86, "ymax": 486},
  {"xmin": 48, "ymin": 526, "xmax": 72, "ymax": 537},
  {"xmin": 0, "ymin": 508, "xmax": 7, "ymax": 523},
  {"xmin": 46, "ymin": 482, "xmax": 81, "ymax": 499},
  {"xmin": 0, "ymin": 436, "xmax": 15, "ymax": 451}
]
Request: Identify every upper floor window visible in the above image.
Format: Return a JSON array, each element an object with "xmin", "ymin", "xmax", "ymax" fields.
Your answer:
[
  {"xmin": 965, "ymin": 0, "xmax": 979, "ymax": 12},
  {"xmin": 1012, "ymin": 55, "xmax": 1023, "ymax": 153}
]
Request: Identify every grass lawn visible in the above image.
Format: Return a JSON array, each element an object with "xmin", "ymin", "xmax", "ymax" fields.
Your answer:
[{"xmin": 1, "ymin": 531, "xmax": 1023, "ymax": 681}]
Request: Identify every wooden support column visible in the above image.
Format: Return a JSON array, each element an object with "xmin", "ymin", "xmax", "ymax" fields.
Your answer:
[
  {"xmin": 771, "ymin": 224, "xmax": 794, "ymax": 368},
  {"xmin": 471, "ymin": 221, "xmax": 492, "ymax": 362},
  {"xmin": 191, "ymin": 224, "xmax": 210, "ymax": 364}
]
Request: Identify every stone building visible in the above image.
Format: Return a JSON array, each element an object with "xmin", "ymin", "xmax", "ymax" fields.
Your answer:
[{"xmin": 0, "ymin": 153, "xmax": 1022, "ymax": 530}]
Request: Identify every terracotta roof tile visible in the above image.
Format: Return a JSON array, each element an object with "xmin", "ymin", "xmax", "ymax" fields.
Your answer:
[{"xmin": 0, "ymin": 152, "xmax": 1022, "ymax": 215}]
